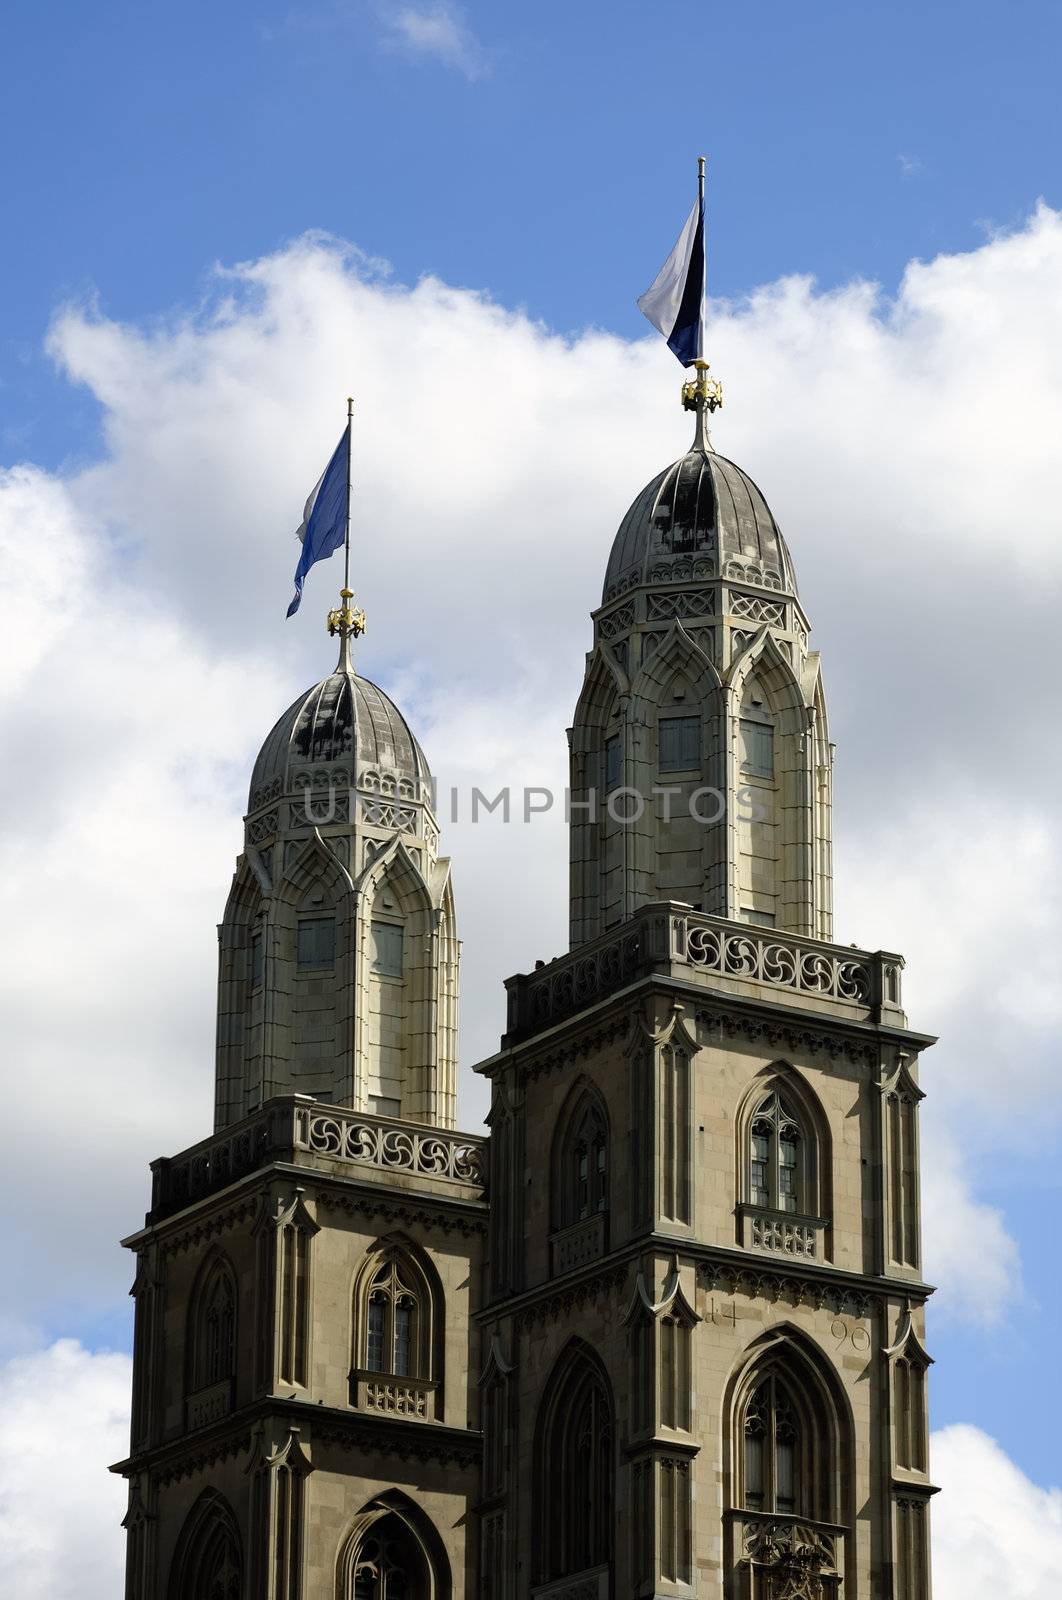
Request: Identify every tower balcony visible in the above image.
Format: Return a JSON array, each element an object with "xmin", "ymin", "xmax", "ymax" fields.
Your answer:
[
  {"xmin": 148, "ymin": 1095, "xmax": 487, "ymax": 1222},
  {"xmin": 504, "ymin": 902, "xmax": 906, "ymax": 1044}
]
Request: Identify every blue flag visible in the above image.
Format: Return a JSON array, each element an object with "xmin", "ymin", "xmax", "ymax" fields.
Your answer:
[
  {"xmin": 636, "ymin": 193, "xmax": 706, "ymax": 367},
  {"xmin": 287, "ymin": 423, "xmax": 350, "ymax": 618}
]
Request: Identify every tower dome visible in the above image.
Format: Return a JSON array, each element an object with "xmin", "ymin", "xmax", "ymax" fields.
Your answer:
[
  {"xmin": 248, "ymin": 664, "xmax": 432, "ymax": 812},
  {"xmin": 602, "ymin": 443, "xmax": 797, "ymax": 603}
]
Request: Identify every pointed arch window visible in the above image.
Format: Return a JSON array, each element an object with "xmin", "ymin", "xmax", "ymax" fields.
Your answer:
[
  {"xmin": 743, "ymin": 1371, "xmax": 802, "ymax": 1514},
  {"xmin": 168, "ymin": 1492, "xmax": 242, "ymax": 1600},
  {"xmin": 340, "ymin": 1505, "xmax": 446, "ymax": 1600},
  {"xmin": 364, "ymin": 1256, "xmax": 419, "ymax": 1378},
  {"xmin": 536, "ymin": 1349, "xmax": 615, "ymax": 1583},
  {"xmin": 188, "ymin": 1256, "xmax": 238, "ymax": 1400},
  {"xmin": 749, "ymin": 1091, "xmax": 805, "ymax": 1214},
  {"xmin": 352, "ymin": 1244, "xmax": 441, "ymax": 1418},
  {"xmin": 561, "ymin": 1097, "xmax": 609, "ymax": 1225}
]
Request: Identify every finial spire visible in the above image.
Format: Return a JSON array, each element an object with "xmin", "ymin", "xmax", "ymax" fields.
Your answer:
[
  {"xmin": 327, "ymin": 588, "xmax": 366, "ymax": 672},
  {"xmin": 325, "ymin": 397, "xmax": 364, "ymax": 671},
  {"xmin": 682, "ymin": 359, "xmax": 723, "ymax": 452}
]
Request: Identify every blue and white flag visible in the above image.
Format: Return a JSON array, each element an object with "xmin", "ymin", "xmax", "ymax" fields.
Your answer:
[
  {"xmin": 287, "ymin": 422, "xmax": 350, "ymax": 618},
  {"xmin": 636, "ymin": 193, "xmax": 705, "ymax": 367}
]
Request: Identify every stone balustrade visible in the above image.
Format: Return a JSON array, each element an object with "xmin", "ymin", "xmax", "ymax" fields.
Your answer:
[
  {"xmin": 740, "ymin": 1206, "xmax": 826, "ymax": 1261},
  {"xmin": 549, "ymin": 1212, "xmax": 608, "ymax": 1277},
  {"xmin": 150, "ymin": 1097, "xmax": 487, "ymax": 1220},
  {"xmin": 506, "ymin": 902, "xmax": 905, "ymax": 1041},
  {"xmin": 185, "ymin": 1377, "xmax": 233, "ymax": 1432}
]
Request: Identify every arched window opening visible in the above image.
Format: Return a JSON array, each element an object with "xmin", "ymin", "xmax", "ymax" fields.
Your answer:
[
  {"xmin": 348, "ymin": 1514, "xmax": 432, "ymax": 1600},
  {"xmin": 187, "ymin": 1255, "xmax": 238, "ymax": 1405},
  {"xmin": 739, "ymin": 679, "xmax": 775, "ymax": 781},
  {"xmin": 552, "ymin": 1089, "xmax": 610, "ymax": 1274},
  {"xmin": 749, "ymin": 1091, "xmax": 805, "ymax": 1214},
  {"xmin": 168, "ymin": 1493, "xmax": 242, "ymax": 1600},
  {"xmin": 351, "ymin": 1244, "xmax": 440, "ymax": 1419},
  {"xmin": 895, "ymin": 1356, "xmax": 928, "ymax": 1472},
  {"xmin": 364, "ymin": 1256, "xmax": 420, "ymax": 1378},
  {"xmin": 558, "ymin": 1094, "xmax": 609, "ymax": 1227},
  {"xmin": 536, "ymin": 1348, "xmax": 615, "ymax": 1583},
  {"xmin": 743, "ymin": 1371, "xmax": 802, "ymax": 1514}
]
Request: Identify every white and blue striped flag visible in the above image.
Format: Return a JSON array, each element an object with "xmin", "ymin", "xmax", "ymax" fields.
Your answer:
[
  {"xmin": 287, "ymin": 422, "xmax": 350, "ymax": 618},
  {"xmin": 637, "ymin": 191, "xmax": 706, "ymax": 367}
]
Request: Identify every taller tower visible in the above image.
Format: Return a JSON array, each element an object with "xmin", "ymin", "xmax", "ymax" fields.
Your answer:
[
  {"xmin": 480, "ymin": 372, "xmax": 937, "ymax": 1600},
  {"xmin": 569, "ymin": 379, "xmax": 832, "ymax": 947}
]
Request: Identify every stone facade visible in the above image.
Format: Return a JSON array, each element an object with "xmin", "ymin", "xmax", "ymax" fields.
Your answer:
[{"xmin": 116, "ymin": 388, "xmax": 936, "ymax": 1597}]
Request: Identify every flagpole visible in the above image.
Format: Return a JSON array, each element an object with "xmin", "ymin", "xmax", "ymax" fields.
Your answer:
[
  {"xmin": 344, "ymin": 395, "xmax": 353, "ymax": 595},
  {"xmin": 327, "ymin": 395, "xmax": 365, "ymax": 651}
]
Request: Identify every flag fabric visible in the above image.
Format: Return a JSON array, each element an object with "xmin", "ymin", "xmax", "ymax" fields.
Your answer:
[
  {"xmin": 286, "ymin": 422, "xmax": 350, "ymax": 617},
  {"xmin": 636, "ymin": 193, "xmax": 705, "ymax": 367}
]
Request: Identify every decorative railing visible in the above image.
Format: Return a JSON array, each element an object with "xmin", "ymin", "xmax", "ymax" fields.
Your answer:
[
  {"xmin": 350, "ymin": 1370, "xmax": 438, "ymax": 1421},
  {"xmin": 294, "ymin": 1107, "xmax": 485, "ymax": 1187},
  {"xmin": 550, "ymin": 1212, "xmax": 608, "ymax": 1277},
  {"xmin": 741, "ymin": 1206, "xmax": 825, "ymax": 1261},
  {"xmin": 185, "ymin": 1378, "xmax": 233, "ymax": 1432},
  {"xmin": 531, "ymin": 1566, "xmax": 610, "ymax": 1600},
  {"xmin": 505, "ymin": 902, "xmax": 904, "ymax": 1039},
  {"xmin": 151, "ymin": 1099, "xmax": 487, "ymax": 1219},
  {"xmin": 732, "ymin": 1511, "xmax": 844, "ymax": 1600}
]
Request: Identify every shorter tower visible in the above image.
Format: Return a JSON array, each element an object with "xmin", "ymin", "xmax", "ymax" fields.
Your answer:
[
  {"xmin": 217, "ymin": 630, "xmax": 459, "ymax": 1129},
  {"xmin": 117, "ymin": 610, "xmax": 485, "ymax": 1600}
]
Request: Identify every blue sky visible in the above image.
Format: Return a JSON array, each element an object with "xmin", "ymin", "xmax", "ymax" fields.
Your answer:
[
  {"xmin": 4, "ymin": 0, "xmax": 1061, "ymax": 468},
  {"xmin": 2, "ymin": 4, "xmax": 1062, "ymax": 1591}
]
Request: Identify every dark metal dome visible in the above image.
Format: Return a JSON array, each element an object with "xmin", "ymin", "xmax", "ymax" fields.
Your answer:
[
  {"xmin": 603, "ymin": 446, "xmax": 797, "ymax": 601},
  {"xmin": 248, "ymin": 667, "xmax": 432, "ymax": 811}
]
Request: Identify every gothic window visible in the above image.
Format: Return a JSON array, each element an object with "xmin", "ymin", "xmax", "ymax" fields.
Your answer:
[
  {"xmin": 895, "ymin": 1354, "xmax": 928, "ymax": 1472},
  {"xmin": 742, "ymin": 1371, "xmax": 802, "ymax": 1514},
  {"xmin": 349, "ymin": 1515, "xmax": 430, "ymax": 1599},
  {"xmin": 370, "ymin": 921, "xmax": 404, "ymax": 978},
  {"xmin": 604, "ymin": 734, "xmax": 622, "ymax": 793},
  {"xmin": 888, "ymin": 1088, "xmax": 920, "ymax": 1268},
  {"xmin": 536, "ymin": 1346, "xmax": 615, "ymax": 1582},
  {"xmin": 188, "ymin": 1254, "xmax": 237, "ymax": 1395},
  {"xmin": 168, "ymin": 1492, "xmax": 242, "ymax": 1600},
  {"xmin": 352, "ymin": 1244, "xmax": 440, "ymax": 1413},
  {"xmin": 749, "ymin": 1091, "xmax": 805, "ymax": 1214},
  {"xmin": 659, "ymin": 714, "xmax": 700, "ymax": 772},
  {"xmin": 364, "ymin": 1256, "xmax": 419, "ymax": 1377},
  {"xmin": 739, "ymin": 716, "xmax": 774, "ymax": 779},
  {"xmin": 557, "ymin": 1093, "xmax": 609, "ymax": 1228},
  {"xmin": 729, "ymin": 1337, "xmax": 847, "ymax": 1540},
  {"xmin": 297, "ymin": 915, "xmax": 335, "ymax": 968}
]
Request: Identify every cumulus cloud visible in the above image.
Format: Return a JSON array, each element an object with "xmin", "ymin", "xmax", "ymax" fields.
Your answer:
[
  {"xmin": 0, "ymin": 1341, "xmax": 130, "ymax": 1599},
  {"xmin": 932, "ymin": 1425, "xmax": 1062, "ymax": 1599},
  {"xmin": 921, "ymin": 1130, "xmax": 1021, "ymax": 1324},
  {"xmin": 379, "ymin": 2, "xmax": 490, "ymax": 80},
  {"xmin": 5, "ymin": 207, "xmax": 1062, "ymax": 1346},
  {"xmin": 1, "ymin": 1345, "xmax": 1057, "ymax": 1600}
]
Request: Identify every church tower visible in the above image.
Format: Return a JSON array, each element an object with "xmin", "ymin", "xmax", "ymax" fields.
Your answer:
[
  {"xmin": 116, "ymin": 606, "xmax": 487, "ymax": 1599},
  {"xmin": 116, "ymin": 357, "xmax": 936, "ymax": 1599},
  {"xmin": 479, "ymin": 367, "xmax": 937, "ymax": 1598}
]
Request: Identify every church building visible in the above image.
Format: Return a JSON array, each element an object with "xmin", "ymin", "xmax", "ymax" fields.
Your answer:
[{"xmin": 115, "ymin": 359, "xmax": 937, "ymax": 1598}]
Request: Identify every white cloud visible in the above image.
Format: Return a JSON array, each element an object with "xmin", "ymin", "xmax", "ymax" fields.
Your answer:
[
  {"xmin": 933, "ymin": 1425, "xmax": 1062, "ymax": 1600},
  {"xmin": 3, "ymin": 207, "xmax": 1062, "ymax": 1346},
  {"xmin": 921, "ymin": 1129, "xmax": 1021, "ymax": 1325},
  {"xmin": 0, "ymin": 1341, "xmax": 130, "ymax": 1599},
  {"xmin": 380, "ymin": 2, "xmax": 490, "ymax": 80},
  {"xmin": 0, "ymin": 1342, "xmax": 1057, "ymax": 1600}
]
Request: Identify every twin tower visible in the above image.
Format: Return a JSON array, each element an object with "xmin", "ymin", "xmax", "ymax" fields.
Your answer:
[{"xmin": 118, "ymin": 379, "xmax": 936, "ymax": 1600}]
